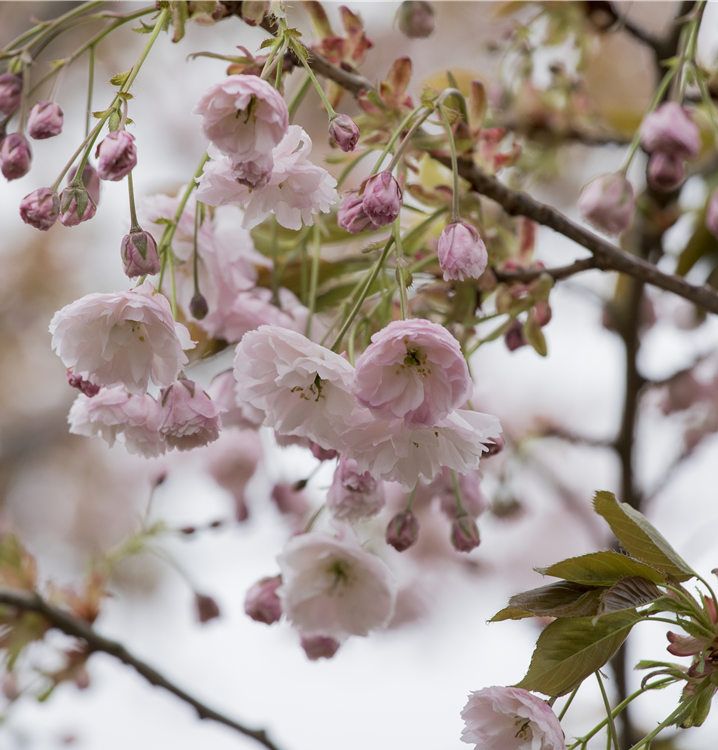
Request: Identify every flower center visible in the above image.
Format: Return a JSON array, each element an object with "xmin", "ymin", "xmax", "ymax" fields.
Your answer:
[
  {"xmin": 396, "ymin": 340, "xmax": 432, "ymax": 377},
  {"xmin": 290, "ymin": 374, "xmax": 326, "ymax": 402},
  {"xmin": 327, "ymin": 559, "xmax": 353, "ymax": 595},
  {"xmin": 513, "ymin": 717, "xmax": 532, "ymax": 742}
]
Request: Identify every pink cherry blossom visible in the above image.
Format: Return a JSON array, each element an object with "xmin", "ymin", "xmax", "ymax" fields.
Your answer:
[
  {"xmin": 353, "ymin": 319, "xmax": 473, "ymax": 426},
  {"xmin": 207, "ymin": 370, "xmax": 263, "ymax": 429},
  {"xmin": 578, "ymin": 172, "xmax": 634, "ymax": 236},
  {"xmin": 277, "ymin": 530, "xmax": 397, "ymax": 640},
  {"xmin": 326, "ymin": 456, "xmax": 385, "ymax": 523},
  {"xmin": 96, "ymin": 130, "xmax": 137, "ymax": 181},
  {"xmin": 195, "ymin": 126, "xmax": 337, "ymax": 230},
  {"xmin": 429, "ymin": 468, "xmax": 488, "ymax": 519},
  {"xmin": 300, "ymin": 633, "xmax": 341, "ymax": 661},
  {"xmin": 244, "ymin": 576, "xmax": 283, "ymax": 625},
  {"xmin": 640, "ymin": 102, "xmax": 700, "ymax": 159},
  {"xmin": 193, "ymin": 75, "xmax": 289, "ymax": 165},
  {"xmin": 438, "ymin": 222, "xmax": 488, "ymax": 281},
  {"xmin": 50, "ymin": 281, "xmax": 194, "ymax": 395},
  {"xmin": 461, "ymin": 687, "xmax": 566, "ymax": 750},
  {"xmin": 234, "ymin": 325, "xmax": 357, "ymax": 450},
  {"xmin": 27, "ymin": 100, "xmax": 64, "ymax": 140},
  {"xmin": 159, "ymin": 379, "xmax": 225, "ymax": 451},
  {"xmin": 68, "ymin": 386, "xmax": 166, "ymax": 457},
  {"xmin": 19, "ymin": 188, "xmax": 60, "ymax": 231}
]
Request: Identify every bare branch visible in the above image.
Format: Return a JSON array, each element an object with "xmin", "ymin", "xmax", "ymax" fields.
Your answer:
[
  {"xmin": 493, "ymin": 258, "xmax": 597, "ymax": 283},
  {"xmin": 0, "ymin": 589, "xmax": 285, "ymax": 750}
]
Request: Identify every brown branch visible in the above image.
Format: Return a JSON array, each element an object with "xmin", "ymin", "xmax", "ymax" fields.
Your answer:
[
  {"xmin": 587, "ymin": 2, "xmax": 662, "ymax": 55},
  {"xmin": 0, "ymin": 588, "xmax": 285, "ymax": 750},
  {"xmin": 493, "ymin": 258, "xmax": 597, "ymax": 283}
]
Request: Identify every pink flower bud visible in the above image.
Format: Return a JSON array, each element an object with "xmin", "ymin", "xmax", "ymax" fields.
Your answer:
[
  {"xmin": 59, "ymin": 183, "xmax": 97, "ymax": 227},
  {"xmin": 329, "ymin": 114, "xmax": 360, "ymax": 152},
  {"xmin": 195, "ymin": 593, "xmax": 221, "ymax": 623},
  {"xmin": 647, "ymin": 152, "xmax": 685, "ymax": 192},
  {"xmin": 386, "ymin": 510, "xmax": 419, "ymax": 552},
  {"xmin": 300, "ymin": 634, "xmax": 341, "ymax": 661},
  {"xmin": 310, "ymin": 442, "xmax": 338, "ymax": 461},
  {"xmin": 121, "ymin": 229, "xmax": 160, "ymax": 278},
  {"xmin": 0, "ymin": 73, "xmax": 22, "ymax": 116},
  {"xmin": 533, "ymin": 300, "xmax": 552, "ymax": 327},
  {"xmin": 190, "ymin": 293, "xmax": 209, "ymax": 320},
  {"xmin": 159, "ymin": 379, "xmax": 224, "ymax": 451},
  {"xmin": 578, "ymin": 172, "xmax": 634, "ymax": 235},
  {"xmin": 482, "ymin": 435, "xmax": 504, "ymax": 457},
  {"xmin": 641, "ymin": 102, "xmax": 700, "ymax": 159},
  {"xmin": 397, "ymin": 1, "xmax": 435, "ymax": 38},
  {"xmin": 19, "ymin": 187, "xmax": 60, "ymax": 231},
  {"xmin": 504, "ymin": 320, "xmax": 526, "ymax": 351},
  {"xmin": 337, "ymin": 189, "xmax": 377, "ymax": 234},
  {"xmin": 1, "ymin": 133, "xmax": 32, "ymax": 181},
  {"xmin": 271, "ymin": 482, "xmax": 310, "ymax": 516},
  {"xmin": 360, "ymin": 172, "xmax": 402, "ymax": 227},
  {"xmin": 706, "ymin": 188, "xmax": 718, "ymax": 240},
  {"xmin": 27, "ymin": 100, "xmax": 64, "ymax": 140},
  {"xmin": 244, "ymin": 575, "xmax": 283, "ymax": 624},
  {"xmin": 68, "ymin": 163, "xmax": 101, "ymax": 206},
  {"xmin": 96, "ymin": 130, "xmax": 137, "ymax": 181},
  {"xmin": 67, "ymin": 368, "xmax": 101, "ymax": 397},
  {"xmin": 438, "ymin": 221, "xmax": 488, "ymax": 281},
  {"xmin": 450, "ymin": 516, "xmax": 480, "ymax": 552},
  {"xmin": 327, "ymin": 456, "xmax": 385, "ymax": 523}
]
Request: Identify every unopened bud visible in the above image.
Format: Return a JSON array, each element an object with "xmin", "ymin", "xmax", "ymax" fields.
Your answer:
[
  {"xmin": 68, "ymin": 163, "xmax": 101, "ymax": 206},
  {"xmin": 327, "ymin": 456, "xmax": 385, "ymax": 523},
  {"xmin": 647, "ymin": 152, "xmax": 685, "ymax": 192},
  {"xmin": 67, "ymin": 368, "xmax": 101, "ymax": 397},
  {"xmin": 438, "ymin": 221, "xmax": 488, "ymax": 281},
  {"xmin": 397, "ymin": 1, "xmax": 435, "ymax": 38},
  {"xmin": 244, "ymin": 575, "xmax": 283, "ymax": 625},
  {"xmin": 578, "ymin": 172, "xmax": 634, "ymax": 236},
  {"xmin": 190, "ymin": 293, "xmax": 209, "ymax": 320},
  {"xmin": 337, "ymin": 189, "xmax": 377, "ymax": 235},
  {"xmin": 329, "ymin": 114, "xmax": 360, "ymax": 152},
  {"xmin": 195, "ymin": 593, "xmax": 221, "ymax": 623},
  {"xmin": 59, "ymin": 183, "xmax": 97, "ymax": 227},
  {"xmin": 96, "ymin": 130, "xmax": 137, "ymax": 181},
  {"xmin": 450, "ymin": 516, "xmax": 480, "ymax": 552},
  {"xmin": 19, "ymin": 187, "xmax": 60, "ymax": 231},
  {"xmin": 706, "ymin": 187, "xmax": 718, "ymax": 240},
  {"xmin": 386, "ymin": 510, "xmax": 419, "ymax": 552},
  {"xmin": 121, "ymin": 229, "xmax": 160, "ymax": 278},
  {"xmin": 271, "ymin": 482, "xmax": 310, "ymax": 516},
  {"xmin": 310, "ymin": 442, "xmax": 338, "ymax": 461},
  {"xmin": 1, "ymin": 133, "xmax": 32, "ymax": 181},
  {"xmin": 300, "ymin": 633, "xmax": 341, "ymax": 661},
  {"xmin": 504, "ymin": 320, "xmax": 526, "ymax": 351},
  {"xmin": 641, "ymin": 102, "xmax": 700, "ymax": 160},
  {"xmin": 0, "ymin": 73, "xmax": 22, "ymax": 116},
  {"xmin": 360, "ymin": 172, "xmax": 403, "ymax": 227},
  {"xmin": 482, "ymin": 435, "xmax": 504, "ymax": 457},
  {"xmin": 27, "ymin": 100, "xmax": 64, "ymax": 140}
]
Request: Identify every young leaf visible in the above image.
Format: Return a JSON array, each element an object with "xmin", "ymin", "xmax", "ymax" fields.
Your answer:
[
  {"xmin": 593, "ymin": 491, "xmax": 694, "ymax": 582},
  {"xmin": 514, "ymin": 610, "xmax": 640, "ymax": 696},
  {"xmin": 490, "ymin": 606, "xmax": 534, "ymax": 622},
  {"xmin": 595, "ymin": 576, "xmax": 662, "ymax": 617},
  {"xmin": 507, "ymin": 581, "xmax": 603, "ymax": 618},
  {"xmin": 538, "ymin": 550, "xmax": 665, "ymax": 586},
  {"xmin": 109, "ymin": 70, "xmax": 131, "ymax": 87}
]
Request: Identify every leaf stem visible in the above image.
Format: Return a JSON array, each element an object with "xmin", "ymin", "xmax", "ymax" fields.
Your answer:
[{"xmin": 596, "ymin": 671, "xmax": 620, "ymax": 750}]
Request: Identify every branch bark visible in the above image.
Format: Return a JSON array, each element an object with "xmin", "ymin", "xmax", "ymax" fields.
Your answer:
[{"xmin": 0, "ymin": 588, "xmax": 285, "ymax": 750}]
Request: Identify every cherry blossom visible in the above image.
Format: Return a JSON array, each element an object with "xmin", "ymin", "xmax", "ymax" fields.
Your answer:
[
  {"xmin": 327, "ymin": 456, "xmax": 386, "ymax": 523},
  {"xmin": 159, "ymin": 379, "xmax": 225, "ymax": 451}
]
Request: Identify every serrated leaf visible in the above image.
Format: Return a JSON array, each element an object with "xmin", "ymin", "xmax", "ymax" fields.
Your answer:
[
  {"xmin": 539, "ymin": 550, "xmax": 666, "ymax": 586},
  {"xmin": 515, "ymin": 610, "xmax": 640, "ymax": 696},
  {"xmin": 675, "ymin": 679, "xmax": 717, "ymax": 728},
  {"xmin": 133, "ymin": 20, "xmax": 156, "ymax": 34},
  {"xmin": 259, "ymin": 37, "xmax": 279, "ymax": 50},
  {"xmin": 593, "ymin": 491, "xmax": 695, "ymax": 582},
  {"xmin": 109, "ymin": 70, "xmax": 131, "ymax": 87},
  {"xmin": 506, "ymin": 581, "xmax": 603, "ymax": 618},
  {"xmin": 595, "ymin": 576, "xmax": 662, "ymax": 617},
  {"xmin": 490, "ymin": 606, "xmax": 534, "ymax": 622}
]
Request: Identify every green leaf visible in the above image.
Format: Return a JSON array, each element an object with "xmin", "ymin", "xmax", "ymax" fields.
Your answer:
[
  {"xmin": 539, "ymin": 550, "xmax": 666, "ymax": 586},
  {"xmin": 515, "ymin": 610, "xmax": 640, "ymax": 696},
  {"xmin": 675, "ymin": 679, "xmax": 717, "ymax": 728},
  {"xmin": 109, "ymin": 70, "xmax": 131, "ymax": 87},
  {"xmin": 490, "ymin": 606, "xmax": 534, "ymax": 622},
  {"xmin": 593, "ymin": 491, "xmax": 694, "ymax": 582},
  {"xmin": 506, "ymin": 581, "xmax": 603, "ymax": 618},
  {"xmin": 133, "ymin": 20, "xmax": 156, "ymax": 34},
  {"xmin": 259, "ymin": 37, "xmax": 279, "ymax": 51},
  {"xmin": 595, "ymin": 576, "xmax": 662, "ymax": 617}
]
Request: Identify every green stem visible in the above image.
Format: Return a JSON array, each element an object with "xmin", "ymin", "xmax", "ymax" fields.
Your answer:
[
  {"xmin": 330, "ymin": 236, "xmax": 395, "ymax": 352},
  {"xmin": 629, "ymin": 706, "xmax": 683, "ymax": 750},
  {"xmin": 120, "ymin": 8, "xmax": 169, "ymax": 95},
  {"xmin": 287, "ymin": 38, "xmax": 337, "ymax": 119},
  {"xmin": 370, "ymin": 104, "xmax": 425, "ymax": 177},
  {"xmin": 127, "ymin": 172, "xmax": 140, "ymax": 232},
  {"xmin": 557, "ymin": 685, "xmax": 579, "ymax": 722},
  {"xmin": 337, "ymin": 148, "xmax": 374, "ymax": 189},
  {"xmin": 384, "ymin": 107, "xmax": 434, "ymax": 174},
  {"xmin": 86, "ymin": 45, "xmax": 95, "ymax": 137},
  {"xmin": 438, "ymin": 103, "xmax": 461, "ymax": 223},
  {"xmin": 305, "ymin": 223, "xmax": 322, "ymax": 337},
  {"xmin": 451, "ymin": 470, "xmax": 467, "ymax": 517},
  {"xmin": 596, "ymin": 671, "xmax": 620, "ymax": 750},
  {"xmin": 405, "ymin": 483, "xmax": 418, "ymax": 512},
  {"xmin": 193, "ymin": 201, "xmax": 204, "ymax": 296},
  {"xmin": 394, "ymin": 220, "xmax": 409, "ymax": 320},
  {"xmin": 288, "ymin": 72, "xmax": 312, "ymax": 122},
  {"xmin": 694, "ymin": 573, "xmax": 718, "ymax": 627},
  {"xmin": 696, "ymin": 68, "xmax": 718, "ymax": 149}
]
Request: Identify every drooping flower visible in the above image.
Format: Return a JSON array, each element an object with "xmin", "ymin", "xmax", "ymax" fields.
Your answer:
[
  {"xmin": 386, "ymin": 510, "xmax": 420, "ymax": 551},
  {"xmin": 19, "ymin": 187, "xmax": 60, "ymax": 231},
  {"xmin": 337, "ymin": 189, "xmax": 378, "ymax": 234},
  {"xmin": 1, "ymin": 133, "xmax": 32, "ymax": 181},
  {"xmin": 577, "ymin": 172, "xmax": 634, "ymax": 236},
  {"xmin": 461, "ymin": 687, "xmax": 566, "ymax": 750},
  {"xmin": 58, "ymin": 183, "xmax": 96, "ymax": 227},
  {"xmin": 27, "ymin": 100, "xmax": 64, "ymax": 140},
  {"xmin": 194, "ymin": 74, "xmax": 289, "ymax": 167},
  {"xmin": 67, "ymin": 163, "xmax": 101, "ymax": 206},
  {"xmin": 68, "ymin": 386, "xmax": 166, "ymax": 457},
  {"xmin": 438, "ymin": 222, "xmax": 488, "ymax": 281},
  {"xmin": 50, "ymin": 281, "xmax": 194, "ymax": 395},
  {"xmin": 329, "ymin": 114, "xmax": 360, "ymax": 152},
  {"xmin": 360, "ymin": 172, "xmax": 402, "ymax": 227},
  {"xmin": 326, "ymin": 456, "xmax": 386, "ymax": 523},
  {"xmin": 640, "ymin": 102, "xmax": 700, "ymax": 159},
  {"xmin": 300, "ymin": 633, "xmax": 341, "ymax": 661},
  {"xmin": 96, "ymin": 130, "xmax": 137, "ymax": 181},
  {"xmin": 244, "ymin": 576, "xmax": 283, "ymax": 625},
  {"xmin": 196, "ymin": 126, "xmax": 337, "ymax": 230},
  {"xmin": 277, "ymin": 530, "xmax": 397, "ymax": 640},
  {"xmin": 233, "ymin": 325, "xmax": 357, "ymax": 449},
  {"xmin": 121, "ymin": 228, "xmax": 160, "ymax": 277},
  {"xmin": 397, "ymin": 1, "xmax": 435, "ymax": 38},
  {"xmin": 451, "ymin": 516, "xmax": 481, "ymax": 552},
  {"xmin": 0, "ymin": 73, "xmax": 22, "ymax": 116},
  {"xmin": 353, "ymin": 318, "xmax": 473, "ymax": 426},
  {"xmin": 159, "ymin": 379, "xmax": 225, "ymax": 451},
  {"xmin": 646, "ymin": 152, "xmax": 685, "ymax": 192}
]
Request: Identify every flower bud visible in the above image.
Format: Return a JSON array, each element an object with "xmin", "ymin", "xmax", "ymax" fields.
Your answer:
[
  {"xmin": 647, "ymin": 152, "xmax": 685, "ymax": 192},
  {"xmin": 190, "ymin": 293, "xmax": 209, "ymax": 320},
  {"xmin": 244, "ymin": 575, "xmax": 283, "ymax": 625},
  {"xmin": 59, "ymin": 183, "xmax": 97, "ymax": 227},
  {"xmin": 195, "ymin": 593, "xmax": 221, "ymax": 623},
  {"xmin": 27, "ymin": 100, "xmax": 64, "ymax": 140},
  {"xmin": 360, "ymin": 172, "xmax": 403, "ymax": 227},
  {"xmin": 578, "ymin": 172, "xmax": 634, "ymax": 235},
  {"xmin": 397, "ymin": 1, "xmax": 435, "ymax": 38},
  {"xmin": 67, "ymin": 368, "xmax": 101, "ymax": 397},
  {"xmin": 438, "ymin": 221, "xmax": 488, "ymax": 281},
  {"xmin": 310, "ymin": 442, "xmax": 338, "ymax": 461},
  {"xmin": 504, "ymin": 320, "xmax": 526, "ymax": 351},
  {"xmin": 337, "ymin": 189, "xmax": 377, "ymax": 234},
  {"xmin": 482, "ymin": 435, "xmax": 504, "ymax": 457},
  {"xmin": 96, "ymin": 130, "xmax": 137, "ymax": 181},
  {"xmin": 640, "ymin": 102, "xmax": 700, "ymax": 159},
  {"xmin": 450, "ymin": 516, "xmax": 480, "ymax": 552},
  {"xmin": 706, "ymin": 188, "xmax": 718, "ymax": 240},
  {"xmin": 0, "ymin": 73, "xmax": 22, "ymax": 116},
  {"xmin": 327, "ymin": 456, "xmax": 385, "ymax": 523},
  {"xmin": 19, "ymin": 187, "xmax": 60, "ymax": 231},
  {"xmin": 68, "ymin": 163, "xmax": 101, "ymax": 206},
  {"xmin": 121, "ymin": 229, "xmax": 160, "ymax": 278},
  {"xmin": 386, "ymin": 510, "xmax": 419, "ymax": 552},
  {"xmin": 1, "ymin": 133, "xmax": 32, "ymax": 181},
  {"xmin": 329, "ymin": 114, "xmax": 360, "ymax": 152},
  {"xmin": 270, "ymin": 482, "xmax": 310, "ymax": 516},
  {"xmin": 300, "ymin": 634, "xmax": 341, "ymax": 661}
]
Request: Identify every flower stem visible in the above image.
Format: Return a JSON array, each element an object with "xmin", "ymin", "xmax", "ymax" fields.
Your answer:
[
  {"xmin": 451, "ymin": 470, "xmax": 467, "ymax": 517},
  {"xmin": 557, "ymin": 685, "xmax": 580, "ymax": 722},
  {"xmin": 85, "ymin": 45, "xmax": 95, "ymax": 137},
  {"xmin": 384, "ymin": 108, "xmax": 434, "ymax": 174},
  {"xmin": 126, "ymin": 172, "xmax": 141, "ymax": 232},
  {"xmin": 596, "ymin": 671, "xmax": 620, "ymax": 750},
  {"xmin": 193, "ymin": 201, "xmax": 204, "ymax": 297},
  {"xmin": 438, "ymin": 103, "xmax": 461, "ymax": 223},
  {"xmin": 393, "ymin": 220, "xmax": 409, "ymax": 320},
  {"xmin": 288, "ymin": 72, "xmax": 312, "ymax": 122},
  {"xmin": 406, "ymin": 483, "xmax": 418, "ymax": 512},
  {"xmin": 629, "ymin": 706, "xmax": 683, "ymax": 750},
  {"xmin": 287, "ymin": 38, "xmax": 337, "ymax": 119},
  {"xmin": 370, "ymin": 104, "xmax": 425, "ymax": 177},
  {"xmin": 305, "ymin": 223, "xmax": 322, "ymax": 337}
]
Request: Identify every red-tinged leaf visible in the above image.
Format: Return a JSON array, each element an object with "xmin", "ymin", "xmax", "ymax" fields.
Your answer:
[
  {"xmin": 381, "ymin": 57, "xmax": 412, "ymax": 109},
  {"xmin": 303, "ymin": 1, "xmax": 334, "ymax": 38},
  {"xmin": 503, "ymin": 581, "xmax": 604, "ymax": 619},
  {"xmin": 595, "ymin": 576, "xmax": 662, "ymax": 616},
  {"xmin": 468, "ymin": 80, "xmax": 487, "ymax": 129},
  {"xmin": 539, "ymin": 550, "xmax": 666, "ymax": 586}
]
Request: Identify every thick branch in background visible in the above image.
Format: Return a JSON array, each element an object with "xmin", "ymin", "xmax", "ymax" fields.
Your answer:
[{"xmin": 0, "ymin": 589, "xmax": 284, "ymax": 750}]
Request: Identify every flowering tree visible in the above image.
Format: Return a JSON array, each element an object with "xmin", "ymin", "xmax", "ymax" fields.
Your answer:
[{"xmin": 2, "ymin": 1, "xmax": 718, "ymax": 749}]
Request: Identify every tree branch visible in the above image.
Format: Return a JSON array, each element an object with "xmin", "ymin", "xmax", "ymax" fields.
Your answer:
[{"xmin": 0, "ymin": 588, "xmax": 285, "ymax": 750}]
